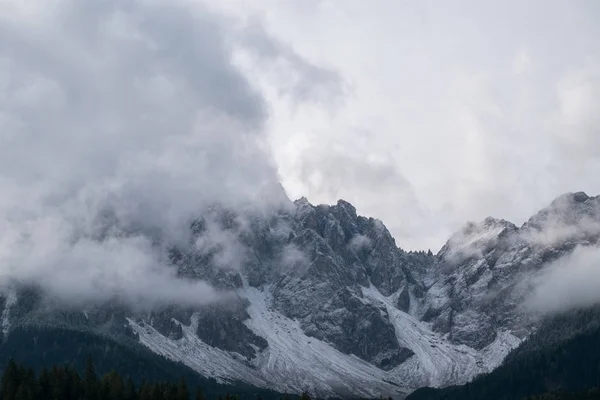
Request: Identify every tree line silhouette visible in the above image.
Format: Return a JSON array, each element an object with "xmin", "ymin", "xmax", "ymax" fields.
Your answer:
[{"xmin": 0, "ymin": 358, "xmax": 312, "ymax": 400}]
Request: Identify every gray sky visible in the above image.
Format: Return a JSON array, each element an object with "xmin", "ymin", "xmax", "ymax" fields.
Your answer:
[
  {"xmin": 0, "ymin": 0, "xmax": 288, "ymax": 306},
  {"xmin": 210, "ymin": 0, "xmax": 600, "ymax": 249},
  {"xmin": 1, "ymin": 0, "xmax": 599, "ymax": 266}
]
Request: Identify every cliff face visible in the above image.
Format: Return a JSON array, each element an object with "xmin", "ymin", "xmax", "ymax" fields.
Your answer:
[{"xmin": 2, "ymin": 192, "xmax": 599, "ymax": 399}]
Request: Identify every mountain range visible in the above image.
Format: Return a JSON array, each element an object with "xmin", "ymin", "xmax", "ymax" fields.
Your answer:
[{"xmin": 1, "ymin": 191, "xmax": 599, "ymax": 399}]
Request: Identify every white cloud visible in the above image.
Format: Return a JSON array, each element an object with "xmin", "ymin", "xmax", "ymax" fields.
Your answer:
[
  {"xmin": 1, "ymin": 0, "xmax": 600, "ymax": 312},
  {"xmin": 279, "ymin": 244, "xmax": 311, "ymax": 276},
  {"xmin": 0, "ymin": 216, "xmax": 218, "ymax": 310},
  {"xmin": 526, "ymin": 245, "xmax": 600, "ymax": 315},
  {"xmin": 512, "ymin": 48, "xmax": 532, "ymax": 75},
  {"xmin": 555, "ymin": 64, "xmax": 600, "ymax": 156},
  {"xmin": 193, "ymin": 214, "xmax": 251, "ymax": 272},
  {"xmin": 234, "ymin": 19, "xmax": 346, "ymax": 106},
  {"xmin": 207, "ymin": 0, "xmax": 600, "ymax": 250},
  {"xmin": 0, "ymin": 0, "xmax": 336, "ymax": 308},
  {"xmin": 348, "ymin": 234, "xmax": 372, "ymax": 252}
]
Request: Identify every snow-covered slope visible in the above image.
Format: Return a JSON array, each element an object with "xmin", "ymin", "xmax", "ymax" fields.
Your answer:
[
  {"xmin": 0, "ymin": 288, "xmax": 17, "ymax": 339},
  {"xmin": 130, "ymin": 285, "xmax": 519, "ymax": 398},
  {"xmin": 361, "ymin": 285, "xmax": 519, "ymax": 389},
  {"xmin": 2, "ymin": 192, "xmax": 599, "ymax": 399}
]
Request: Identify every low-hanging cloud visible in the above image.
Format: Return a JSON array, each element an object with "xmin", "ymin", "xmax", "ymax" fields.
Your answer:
[
  {"xmin": 0, "ymin": 217, "xmax": 218, "ymax": 310},
  {"xmin": 526, "ymin": 245, "xmax": 600, "ymax": 315},
  {"xmin": 0, "ymin": 0, "xmax": 337, "ymax": 309},
  {"xmin": 278, "ymin": 244, "xmax": 311, "ymax": 276},
  {"xmin": 518, "ymin": 194, "xmax": 600, "ymax": 315},
  {"xmin": 193, "ymin": 213, "xmax": 254, "ymax": 272},
  {"xmin": 519, "ymin": 193, "xmax": 600, "ymax": 249},
  {"xmin": 348, "ymin": 234, "xmax": 372, "ymax": 252},
  {"xmin": 439, "ymin": 218, "xmax": 516, "ymax": 268}
]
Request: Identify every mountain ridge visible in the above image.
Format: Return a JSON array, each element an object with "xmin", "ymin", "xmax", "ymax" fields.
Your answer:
[{"xmin": 1, "ymin": 191, "xmax": 599, "ymax": 398}]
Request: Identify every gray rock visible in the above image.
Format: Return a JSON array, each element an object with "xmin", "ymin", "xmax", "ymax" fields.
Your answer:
[
  {"xmin": 2, "ymin": 191, "xmax": 600, "ymax": 397},
  {"xmin": 195, "ymin": 298, "xmax": 268, "ymax": 360}
]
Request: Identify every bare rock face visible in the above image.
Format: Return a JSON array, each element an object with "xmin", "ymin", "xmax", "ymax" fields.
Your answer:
[
  {"xmin": 2, "ymin": 192, "xmax": 599, "ymax": 398},
  {"xmin": 162, "ymin": 198, "xmax": 431, "ymax": 371},
  {"xmin": 266, "ymin": 200, "xmax": 426, "ymax": 370},
  {"xmin": 149, "ymin": 306, "xmax": 193, "ymax": 340},
  {"xmin": 424, "ymin": 192, "xmax": 600, "ymax": 350},
  {"xmin": 195, "ymin": 300, "xmax": 268, "ymax": 360}
]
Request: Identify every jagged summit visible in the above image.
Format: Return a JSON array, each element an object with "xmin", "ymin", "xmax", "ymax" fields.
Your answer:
[
  {"xmin": 453, "ymin": 217, "xmax": 517, "ymax": 241},
  {"xmin": 573, "ymin": 191, "xmax": 591, "ymax": 202},
  {"xmin": 294, "ymin": 196, "xmax": 310, "ymax": 205},
  {"xmin": 550, "ymin": 191, "xmax": 591, "ymax": 206},
  {"xmin": 294, "ymin": 197, "xmax": 358, "ymax": 216},
  {"xmin": 293, "ymin": 192, "xmax": 596, "ymax": 255},
  {"xmin": 146, "ymin": 192, "xmax": 600, "ymax": 396},
  {"xmin": 522, "ymin": 192, "xmax": 600, "ymax": 245},
  {"xmin": 437, "ymin": 216, "xmax": 517, "ymax": 262},
  {"xmin": 2, "ymin": 191, "xmax": 600, "ymax": 398}
]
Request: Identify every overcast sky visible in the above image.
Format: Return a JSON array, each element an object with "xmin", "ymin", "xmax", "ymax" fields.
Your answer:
[
  {"xmin": 1, "ymin": 0, "xmax": 599, "ymax": 255},
  {"xmin": 207, "ymin": 0, "xmax": 600, "ymax": 250}
]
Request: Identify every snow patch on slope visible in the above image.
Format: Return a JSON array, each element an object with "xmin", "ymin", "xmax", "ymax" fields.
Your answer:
[
  {"xmin": 130, "ymin": 285, "xmax": 520, "ymax": 399},
  {"xmin": 240, "ymin": 286, "xmax": 409, "ymax": 398},
  {"xmin": 362, "ymin": 285, "xmax": 520, "ymax": 388},
  {"xmin": 1, "ymin": 288, "xmax": 17, "ymax": 338},
  {"xmin": 130, "ymin": 287, "xmax": 409, "ymax": 398},
  {"xmin": 128, "ymin": 315, "xmax": 269, "ymax": 387}
]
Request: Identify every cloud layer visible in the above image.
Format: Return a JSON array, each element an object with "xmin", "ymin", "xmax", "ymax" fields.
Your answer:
[
  {"xmin": 526, "ymin": 245, "xmax": 600, "ymax": 315},
  {"xmin": 1, "ymin": 0, "xmax": 599, "ymax": 314},
  {"xmin": 213, "ymin": 0, "xmax": 600, "ymax": 250},
  {"xmin": 0, "ymin": 0, "xmax": 329, "ymax": 308}
]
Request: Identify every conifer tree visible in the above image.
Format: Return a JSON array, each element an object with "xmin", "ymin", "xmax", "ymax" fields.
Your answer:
[
  {"xmin": 14, "ymin": 384, "xmax": 32, "ymax": 400},
  {"xmin": 38, "ymin": 367, "xmax": 51, "ymax": 400},
  {"xmin": 195, "ymin": 387, "xmax": 205, "ymax": 400},
  {"xmin": 300, "ymin": 391, "xmax": 311, "ymax": 400},
  {"xmin": 176, "ymin": 378, "xmax": 190, "ymax": 400},
  {"xmin": 83, "ymin": 356, "xmax": 98, "ymax": 400},
  {"xmin": 124, "ymin": 377, "xmax": 137, "ymax": 400},
  {"xmin": 1, "ymin": 359, "xmax": 20, "ymax": 400}
]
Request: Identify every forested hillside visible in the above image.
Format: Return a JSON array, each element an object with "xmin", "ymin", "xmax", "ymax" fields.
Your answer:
[
  {"xmin": 0, "ymin": 327, "xmax": 287, "ymax": 400},
  {"xmin": 523, "ymin": 388, "xmax": 600, "ymax": 400},
  {"xmin": 0, "ymin": 358, "xmax": 309, "ymax": 400}
]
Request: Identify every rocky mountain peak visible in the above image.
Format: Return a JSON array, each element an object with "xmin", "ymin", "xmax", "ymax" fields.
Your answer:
[
  {"xmin": 335, "ymin": 199, "xmax": 358, "ymax": 218},
  {"xmin": 437, "ymin": 217, "xmax": 517, "ymax": 265},
  {"xmin": 520, "ymin": 191, "xmax": 600, "ymax": 251},
  {"xmin": 549, "ymin": 191, "xmax": 591, "ymax": 207},
  {"xmin": 4, "ymin": 192, "xmax": 600, "ymax": 398},
  {"xmin": 294, "ymin": 196, "xmax": 310, "ymax": 205},
  {"xmin": 573, "ymin": 191, "xmax": 591, "ymax": 203},
  {"xmin": 526, "ymin": 192, "xmax": 599, "ymax": 227}
]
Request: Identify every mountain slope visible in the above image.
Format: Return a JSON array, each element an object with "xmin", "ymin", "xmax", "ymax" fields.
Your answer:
[
  {"xmin": 406, "ymin": 307, "xmax": 600, "ymax": 400},
  {"xmin": 127, "ymin": 285, "xmax": 518, "ymax": 398},
  {"xmin": 0, "ymin": 326, "xmax": 289, "ymax": 400},
  {"xmin": 1, "ymin": 192, "xmax": 599, "ymax": 398}
]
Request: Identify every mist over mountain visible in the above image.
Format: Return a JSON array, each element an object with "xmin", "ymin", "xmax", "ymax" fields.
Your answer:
[
  {"xmin": 0, "ymin": 0, "xmax": 316, "ymax": 309},
  {"xmin": 2, "ymin": 188, "xmax": 600, "ymax": 398},
  {"xmin": 1, "ymin": 1, "xmax": 600, "ymax": 399}
]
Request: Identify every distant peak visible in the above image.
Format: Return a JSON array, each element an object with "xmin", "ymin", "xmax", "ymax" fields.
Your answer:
[
  {"xmin": 550, "ymin": 191, "xmax": 591, "ymax": 207},
  {"xmin": 439, "ymin": 217, "xmax": 517, "ymax": 263},
  {"xmin": 294, "ymin": 196, "xmax": 311, "ymax": 205},
  {"xmin": 520, "ymin": 192, "xmax": 600, "ymax": 237},
  {"xmin": 335, "ymin": 199, "xmax": 358, "ymax": 218},
  {"xmin": 461, "ymin": 217, "xmax": 516, "ymax": 236},
  {"xmin": 336, "ymin": 199, "xmax": 355, "ymax": 209},
  {"xmin": 574, "ymin": 191, "xmax": 590, "ymax": 202}
]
